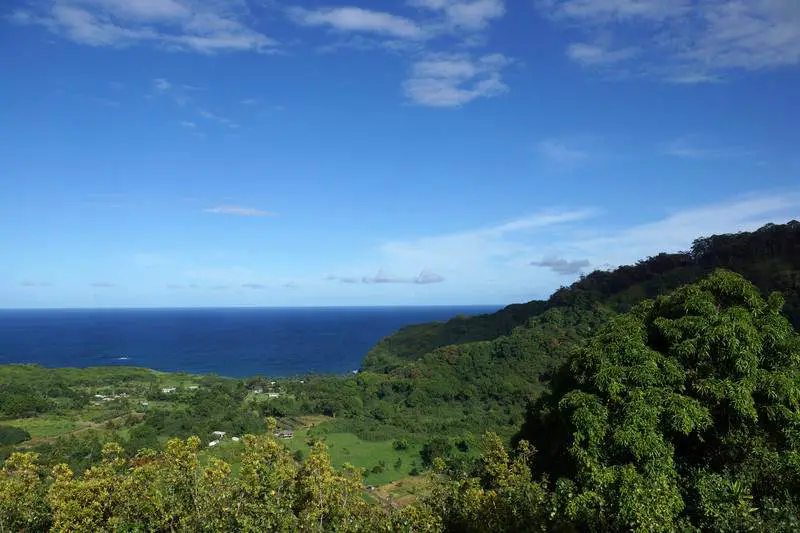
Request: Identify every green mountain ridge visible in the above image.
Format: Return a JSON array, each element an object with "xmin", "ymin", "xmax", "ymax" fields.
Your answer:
[{"xmin": 363, "ymin": 220, "xmax": 800, "ymax": 374}]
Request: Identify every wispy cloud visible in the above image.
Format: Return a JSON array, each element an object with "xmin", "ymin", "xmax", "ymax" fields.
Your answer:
[
  {"xmin": 20, "ymin": 281, "xmax": 52, "ymax": 287},
  {"xmin": 403, "ymin": 53, "xmax": 512, "ymax": 107},
  {"xmin": 239, "ymin": 98, "xmax": 258, "ymax": 105},
  {"xmin": 535, "ymin": 139, "xmax": 588, "ymax": 167},
  {"xmin": 409, "ymin": 0, "xmax": 505, "ymax": 31},
  {"xmin": 326, "ymin": 269, "xmax": 446, "ymax": 285},
  {"xmin": 364, "ymin": 191, "xmax": 798, "ymax": 301},
  {"xmin": 181, "ymin": 120, "xmax": 197, "ymax": 129},
  {"xmin": 663, "ymin": 136, "xmax": 753, "ymax": 159},
  {"xmin": 287, "ymin": 7, "xmax": 424, "ymax": 39},
  {"xmin": 11, "ymin": 0, "xmax": 277, "ymax": 53},
  {"xmin": 566, "ymin": 42, "xmax": 639, "ymax": 66},
  {"xmin": 530, "ymin": 256, "xmax": 590, "ymax": 275},
  {"xmin": 198, "ymin": 109, "xmax": 237, "ymax": 128},
  {"xmin": 241, "ymin": 283, "xmax": 267, "ymax": 289},
  {"xmin": 148, "ymin": 77, "xmax": 196, "ymax": 106},
  {"xmin": 378, "ymin": 209, "xmax": 597, "ymax": 277},
  {"xmin": 561, "ymin": 191, "xmax": 800, "ymax": 268},
  {"xmin": 285, "ymin": 2, "xmax": 510, "ymax": 106},
  {"xmin": 326, "ymin": 275, "xmax": 361, "ymax": 284},
  {"xmin": 90, "ymin": 282, "xmax": 116, "ymax": 288},
  {"xmin": 287, "ymin": 1, "xmax": 505, "ymax": 40},
  {"xmin": 541, "ymin": 0, "xmax": 800, "ymax": 81},
  {"xmin": 153, "ymin": 78, "xmax": 171, "ymax": 91},
  {"xmin": 204, "ymin": 205, "xmax": 276, "ymax": 217}
]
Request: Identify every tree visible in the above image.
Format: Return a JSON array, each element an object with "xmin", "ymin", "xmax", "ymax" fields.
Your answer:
[
  {"xmin": 519, "ymin": 269, "xmax": 800, "ymax": 531},
  {"xmin": 425, "ymin": 433, "xmax": 548, "ymax": 533},
  {"xmin": 0, "ymin": 452, "xmax": 51, "ymax": 531},
  {"xmin": 420, "ymin": 438, "xmax": 453, "ymax": 467}
]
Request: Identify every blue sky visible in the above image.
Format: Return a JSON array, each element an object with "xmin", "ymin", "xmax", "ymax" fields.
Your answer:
[{"xmin": 1, "ymin": 0, "xmax": 798, "ymax": 308}]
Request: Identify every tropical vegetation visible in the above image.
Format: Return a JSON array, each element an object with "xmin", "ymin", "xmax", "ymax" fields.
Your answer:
[{"xmin": 2, "ymin": 220, "xmax": 799, "ymax": 531}]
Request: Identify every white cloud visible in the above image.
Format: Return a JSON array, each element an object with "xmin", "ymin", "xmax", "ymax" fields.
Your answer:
[
  {"xmin": 542, "ymin": 0, "xmax": 800, "ymax": 81},
  {"xmin": 198, "ymin": 109, "xmax": 237, "ymax": 128},
  {"xmin": 153, "ymin": 78, "xmax": 171, "ymax": 91},
  {"xmin": 12, "ymin": 0, "xmax": 276, "ymax": 53},
  {"xmin": 403, "ymin": 53, "xmax": 511, "ymax": 107},
  {"xmin": 204, "ymin": 205, "xmax": 276, "ymax": 217},
  {"xmin": 560, "ymin": 192, "xmax": 800, "ymax": 268},
  {"xmin": 287, "ymin": 7, "xmax": 423, "ymax": 38},
  {"xmin": 544, "ymin": 0, "xmax": 689, "ymax": 21},
  {"xmin": 359, "ymin": 190, "xmax": 798, "ymax": 301},
  {"xmin": 326, "ymin": 269, "xmax": 446, "ymax": 285},
  {"xmin": 663, "ymin": 136, "xmax": 753, "ymax": 159},
  {"xmin": 181, "ymin": 120, "xmax": 197, "ymax": 128},
  {"xmin": 409, "ymin": 0, "xmax": 505, "ymax": 30},
  {"xmin": 282, "ymin": 3, "xmax": 509, "ymax": 107},
  {"xmin": 566, "ymin": 42, "xmax": 638, "ymax": 65},
  {"xmin": 378, "ymin": 209, "xmax": 597, "ymax": 274},
  {"xmin": 535, "ymin": 139, "xmax": 588, "ymax": 166}
]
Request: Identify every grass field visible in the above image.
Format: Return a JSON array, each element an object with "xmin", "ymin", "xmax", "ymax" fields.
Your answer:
[
  {"xmin": 371, "ymin": 474, "xmax": 432, "ymax": 507},
  {"xmin": 283, "ymin": 425, "xmax": 423, "ymax": 486},
  {"xmin": 9, "ymin": 415, "xmax": 81, "ymax": 439}
]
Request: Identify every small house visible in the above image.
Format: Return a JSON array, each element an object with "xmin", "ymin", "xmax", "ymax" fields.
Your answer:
[
  {"xmin": 208, "ymin": 440, "xmax": 219, "ymax": 447},
  {"xmin": 212, "ymin": 431, "xmax": 226, "ymax": 438},
  {"xmin": 231, "ymin": 436, "xmax": 240, "ymax": 442},
  {"xmin": 274, "ymin": 430, "xmax": 294, "ymax": 439},
  {"xmin": 161, "ymin": 387, "xmax": 176, "ymax": 394},
  {"xmin": 267, "ymin": 392, "xmax": 280, "ymax": 398}
]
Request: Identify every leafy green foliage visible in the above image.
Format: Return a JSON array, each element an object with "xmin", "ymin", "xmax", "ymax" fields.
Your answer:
[
  {"xmin": 517, "ymin": 269, "xmax": 800, "ymax": 531},
  {"xmin": 0, "ymin": 425, "xmax": 30, "ymax": 446},
  {"xmin": 2, "ymin": 435, "xmax": 441, "ymax": 532}
]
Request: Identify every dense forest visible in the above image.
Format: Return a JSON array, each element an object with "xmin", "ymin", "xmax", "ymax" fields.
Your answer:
[{"xmin": 2, "ymin": 221, "xmax": 800, "ymax": 531}]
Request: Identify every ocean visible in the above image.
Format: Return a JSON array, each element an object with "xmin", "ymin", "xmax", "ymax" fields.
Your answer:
[{"xmin": 0, "ymin": 306, "xmax": 498, "ymax": 377}]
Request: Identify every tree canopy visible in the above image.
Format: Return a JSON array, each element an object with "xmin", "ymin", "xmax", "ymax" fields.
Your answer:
[{"xmin": 513, "ymin": 269, "xmax": 800, "ymax": 531}]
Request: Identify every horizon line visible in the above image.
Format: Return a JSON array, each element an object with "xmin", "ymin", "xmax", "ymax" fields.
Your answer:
[{"xmin": 0, "ymin": 303, "xmax": 508, "ymax": 311}]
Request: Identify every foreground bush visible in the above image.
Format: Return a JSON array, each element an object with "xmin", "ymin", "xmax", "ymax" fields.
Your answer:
[{"xmin": 1, "ymin": 434, "xmax": 443, "ymax": 532}]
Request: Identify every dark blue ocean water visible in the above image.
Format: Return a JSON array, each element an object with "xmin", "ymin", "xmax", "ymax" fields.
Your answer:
[{"xmin": 0, "ymin": 307, "xmax": 498, "ymax": 377}]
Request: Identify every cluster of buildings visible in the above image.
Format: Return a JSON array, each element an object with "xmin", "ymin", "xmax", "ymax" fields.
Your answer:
[
  {"xmin": 91, "ymin": 392, "xmax": 129, "ymax": 405},
  {"xmin": 161, "ymin": 385, "xmax": 199, "ymax": 394},
  {"xmin": 207, "ymin": 431, "xmax": 242, "ymax": 447}
]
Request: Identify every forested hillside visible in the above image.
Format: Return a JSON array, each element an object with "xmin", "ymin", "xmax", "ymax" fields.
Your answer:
[{"xmin": 363, "ymin": 220, "xmax": 800, "ymax": 372}]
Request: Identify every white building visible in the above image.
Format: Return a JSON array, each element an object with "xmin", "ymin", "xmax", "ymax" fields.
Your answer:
[
  {"xmin": 212, "ymin": 431, "xmax": 226, "ymax": 438},
  {"xmin": 208, "ymin": 440, "xmax": 219, "ymax": 447},
  {"xmin": 161, "ymin": 387, "xmax": 176, "ymax": 394}
]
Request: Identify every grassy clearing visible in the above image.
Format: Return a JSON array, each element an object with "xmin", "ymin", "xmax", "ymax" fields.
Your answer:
[
  {"xmin": 9, "ymin": 416, "xmax": 81, "ymax": 439},
  {"xmin": 283, "ymin": 426, "xmax": 423, "ymax": 486},
  {"xmin": 372, "ymin": 474, "xmax": 432, "ymax": 507}
]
